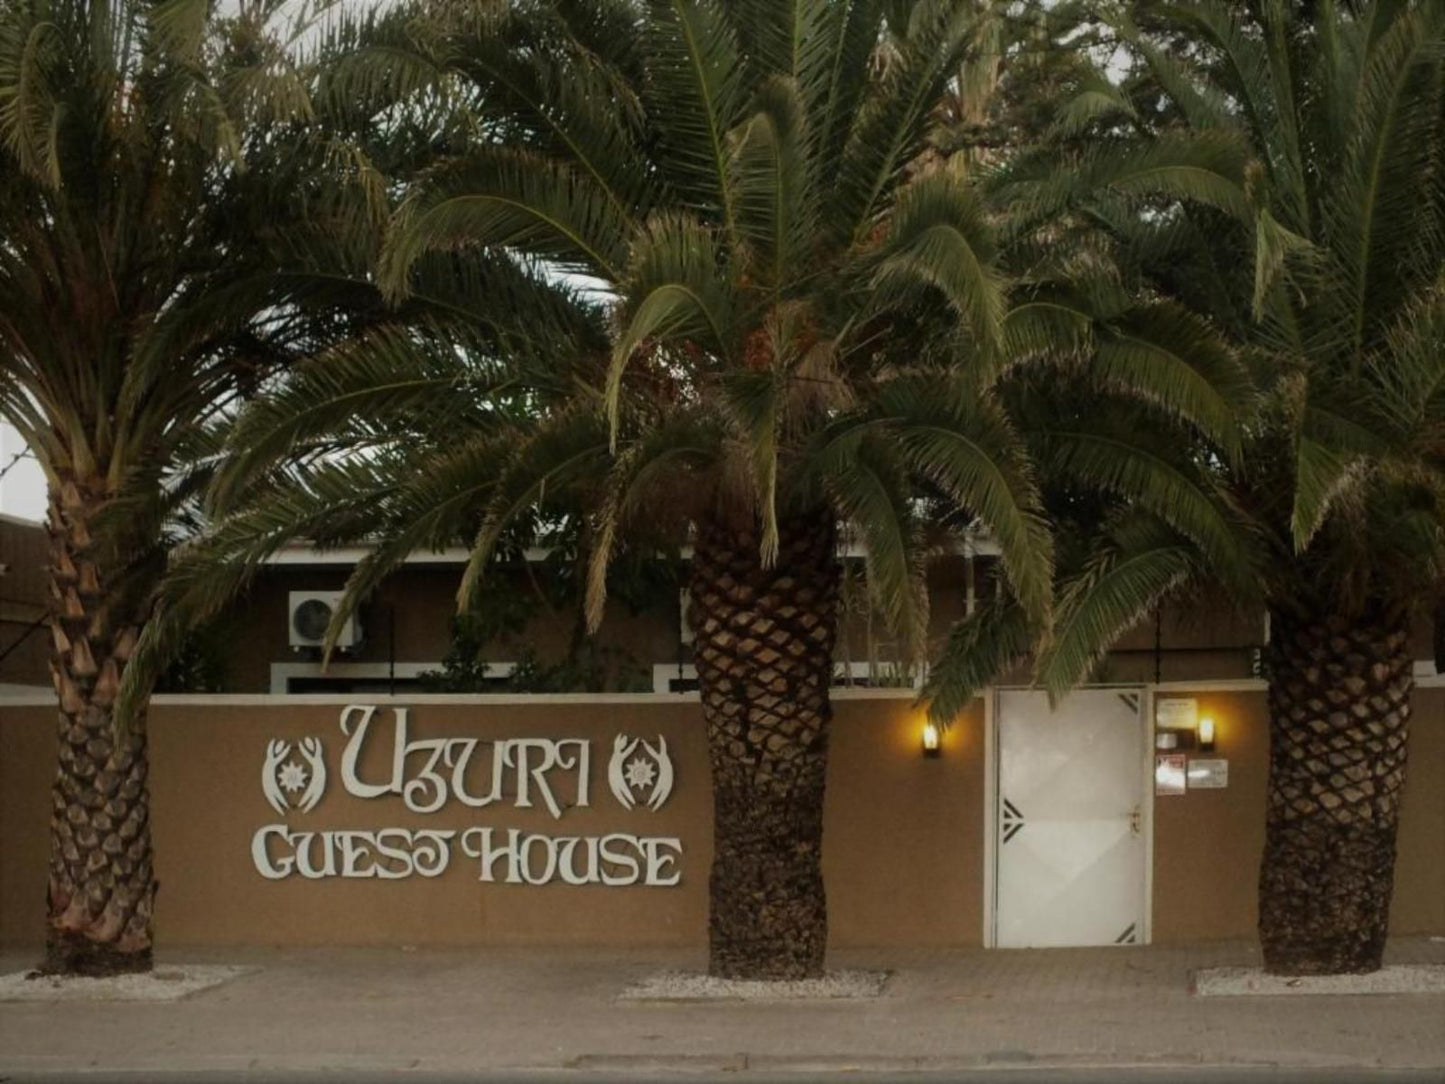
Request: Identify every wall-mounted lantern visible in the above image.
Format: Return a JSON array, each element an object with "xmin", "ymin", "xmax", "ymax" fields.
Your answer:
[
  {"xmin": 1198, "ymin": 716, "xmax": 1216, "ymax": 753},
  {"xmin": 921, "ymin": 721, "xmax": 942, "ymax": 758}
]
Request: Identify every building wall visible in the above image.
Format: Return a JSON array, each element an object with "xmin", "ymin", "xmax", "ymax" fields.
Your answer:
[
  {"xmin": 220, "ymin": 555, "xmax": 1267, "ymax": 694},
  {"xmin": 2, "ymin": 519, "xmax": 1420, "ymax": 696},
  {"xmin": 220, "ymin": 565, "xmax": 683, "ymax": 693},
  {"xmin": 0, "ymin": 694, "xmax": 987, "ymax": 949},
  {"xmin": 2, "ymin": 687, "xmax": 1440, "ymax": 950},
  {"xmin": 1151, "ymin": 687, "xmax": 1445, "ymax": 940},
  {"xmin": 0, "ymin": 516, "xmax": 49, "ymax": 688}
]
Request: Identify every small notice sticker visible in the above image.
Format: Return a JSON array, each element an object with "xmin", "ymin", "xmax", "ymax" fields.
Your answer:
[
  {"xmin": 1155, "ymin": 753, "xmax": 1187, "ymax": 796},
  {"xmin": 1188, "ymin": 758, "xmax": 1229, "ymax": 789},
  {"xmin": 1155, "ymin": 697, "xmax": 1198, "ymax": 730}
]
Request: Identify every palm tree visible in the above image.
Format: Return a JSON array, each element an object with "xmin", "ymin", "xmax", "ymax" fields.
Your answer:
[
  {"xmin": 929, "ymin": 0, "xmax": 1445, "ymax": 975},
  {"xmin": 0, "ymin": 0, "xmax": 402, "ymax": 973},
  {"xmin": 136, "ymin": 0, "xmax": 1055, "ymax": 981}
]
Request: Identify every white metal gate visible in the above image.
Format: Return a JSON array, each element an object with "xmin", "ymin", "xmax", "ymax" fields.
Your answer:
[{"xmin": 993, "ymin": 688, "xmax": 1149, "ymax": 948}]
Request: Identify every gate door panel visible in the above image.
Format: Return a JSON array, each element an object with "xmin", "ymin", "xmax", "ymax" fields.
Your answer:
[{"xmin": 995, "ymin": 689, "xmax": 1147, "ymax": 948}]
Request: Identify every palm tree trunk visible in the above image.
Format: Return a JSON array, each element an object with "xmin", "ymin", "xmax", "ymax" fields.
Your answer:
[
  {"xmin": 1259, "ymin": 601, "xmax": 1411, "ymax": 975},
  {"xmin": 43, "ymin": 481, "xmax": 156, "ymax": 975},
  {"xmin": 689, "ymin": 509, "xmax": 839, "ymax": 980}
]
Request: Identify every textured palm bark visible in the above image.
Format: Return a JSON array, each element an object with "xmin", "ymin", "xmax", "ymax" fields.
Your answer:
[
  {"xmin": 689, "ymin": 510, "xmax": 838, "ymax": 980},
  {"xmin": 1259, "ymin": 602, "xmax": 1412, "ymax": 975},
  {"xmin": 43, "ymin": 479, "xmax": 156, "ymax": 975}
]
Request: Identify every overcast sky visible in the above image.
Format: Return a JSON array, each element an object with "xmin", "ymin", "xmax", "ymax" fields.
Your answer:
[{"xmin": 0, "ymin": 424, "xmax": 44, "ymax": 522}]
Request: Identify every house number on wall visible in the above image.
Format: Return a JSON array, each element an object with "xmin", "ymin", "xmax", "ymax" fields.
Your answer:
[{"xmin": 251, "ymin": 706, "xmax": 682, "ymax": 886}]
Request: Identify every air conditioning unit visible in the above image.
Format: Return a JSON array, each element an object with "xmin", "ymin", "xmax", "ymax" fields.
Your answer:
[{"xmin": 288, "ymin": 591, "xmax": 362, "ymax": 651}]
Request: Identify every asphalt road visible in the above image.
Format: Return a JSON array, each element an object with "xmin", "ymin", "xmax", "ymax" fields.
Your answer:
[{"xmin": 3, "ymin": 1070, "xmax": 1443, "ymax": 1084}]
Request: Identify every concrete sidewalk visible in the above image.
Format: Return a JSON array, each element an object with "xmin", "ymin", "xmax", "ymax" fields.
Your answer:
[{"xmin": 1, "ymin": 939, "xmax": 1443, "ymax": 1078}]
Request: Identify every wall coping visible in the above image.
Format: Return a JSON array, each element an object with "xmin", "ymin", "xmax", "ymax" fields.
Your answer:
[
  {"xmin": 14, "ymin": 672, "xmax": 1445, "ymax": 710},
  {"xmin": 0, "ymin": 680, "xmax": 1287, "ymax": 710},
  {"xmin": 0, "ymin": 686, "xmax": 932, "ymax": 708}
]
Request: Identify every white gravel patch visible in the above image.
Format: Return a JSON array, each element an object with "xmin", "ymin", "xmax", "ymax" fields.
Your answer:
[
  {"xmin": 620, "ymin": 969, "xmax": 889, "ymax": 1001},
  {"xmin": 0, "ymin": 964, "xmax": 254, "ymax": 1002},
  {"xmin": 1195, "ymin": 964, "xmax": 1445, "ymax": 997}
]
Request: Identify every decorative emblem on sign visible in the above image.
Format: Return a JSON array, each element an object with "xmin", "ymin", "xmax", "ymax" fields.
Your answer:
[
  {"xmin": 607, "ymin": 734, "xmax": 673, "ymax": 811},
  {"xmin": 262, "ymin": 737, "xmax": 327, "ymax": 814}
]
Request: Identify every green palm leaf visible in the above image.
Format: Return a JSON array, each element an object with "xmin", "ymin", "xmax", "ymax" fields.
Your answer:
[
  {"xmin": 585, "ymin": 409, "xmax": 721, "ymax": 628},
  {"xmin": 457, "ymin": 408, "xmax": 612, "ymax": 612},
  {"xmin": 1094, "ymin": 303, "xmax": 1254, "ymax": 464},
  {"xmin": 645, "ymin": 0, "xmax": 746, "ymax": 239},
  {"xmin": 1035, "ymin": 515, "xmax": 1199, "ymax": 697},
  {"xmin": 731, "ymin": 74, "xmax": 814, "ymax": 293},
  {"xmin": 1037, "ymin": 422, "xmax": 1254, "ymax": 593},
  {"xmin": 816, "ymin": 434, "xmax": 929, "ymax": 659},
  {"xmin": 381, "ymin": 146, "xmax": 632, "ymax": 291},
  {"xmin": 922, "ymin": 597, "xmax": 1033, "ymax": 725},
  {"xmin": 607, "ymin": 213, "xmax": 734, "ymax": 445},
  {"xmin": 870, "ymin": 172, "xmax": 1006, "ymax": 362}
]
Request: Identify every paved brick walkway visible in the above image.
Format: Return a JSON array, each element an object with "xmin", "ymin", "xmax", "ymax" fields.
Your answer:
[{"xmin": 1, "ymin": 939, "xmax": 1442, "ymax": 1076}]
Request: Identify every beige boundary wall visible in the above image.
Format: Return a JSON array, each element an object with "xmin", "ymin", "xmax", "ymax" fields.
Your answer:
[{"xmin": 0, "ymin": 688, "xmax": 1440, "ymax": 950}]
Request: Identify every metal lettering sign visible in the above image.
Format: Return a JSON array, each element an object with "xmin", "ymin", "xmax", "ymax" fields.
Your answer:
[{"xmin": 252, "ymin": 706, "xmax": 682, "ymax": 887}]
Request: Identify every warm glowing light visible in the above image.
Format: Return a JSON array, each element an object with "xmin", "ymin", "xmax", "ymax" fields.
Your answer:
[
  {"xmin": 921, "ymin": 721, "xmax": 942, "ymax": 757},
  {"xmin": 1198, "ymin": 716, "xmax": 1216, "ymax": 750}
]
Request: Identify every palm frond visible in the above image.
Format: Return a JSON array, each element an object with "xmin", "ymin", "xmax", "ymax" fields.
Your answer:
[
  {"xmin": 1049, "ymin": 70, "xmax": 1137, "ymax": 139},
  {"xmin": 455, "ymin": 7, "xmax": 653, "ymax": 222},
  {"xmin": 209, "ymin": 322, "xmax": 510, "ymax": 511},
  {"xmin": 870, "ymin": 171, "xmax": 1006, "ymax": 362},
  {"xmin": 585, "ymin": 409, "xmax": 721, "ymax": 628},
  {"xmin": 1036, "ymin": 419, "xmax": 1255, "ymax": 594},
  {"xmin": 1252, "ymin": 206, "xmax": 1319, "ymax": 321},
  {"xmin": 457, "ymin": 408, "xmax": 611, "ymax": 613},
  {"xmin": 815, "ymin": 433, "xmax": 929, "ymax": 660},
  {"xmin": 1094, "ymin": 303, "xmax": 1254, "ymax": 464},
  {"xmin": 322, "ymin": 432, "xmax": 520, "ymax": 660},
  {"xmin": 607, "ymin": 212, "xmax": 733, "ymax": 445},
  {"xmin": 116, "ymin": 457, "xmax": 405, "ymax": 724},
  {"xmin": 829, "ymin": 0, "xmax": 981, "ymax": 246},
  {"xmin": 1318, "ymin": 5, "xmax": 1445, "ymax": 357},
  {"xmin": 380, "ymin": 146, "xmax": 632, "ymax": 293},
  {"xmin": 730, "ymin": 74, "xmax": 814, "ymax": 293},
  {"xmin": 644, "ymin": 0, "xmax": 746, "ymax": 239},
  {"xmin": 922, "ymin": 596, "xmax": 1033, "ymax": 725},
  {"xmin": 1035, "ymin": 515, "xmax": 1199, "ymax": 697},
  {"xmin": 808, "ymin": 0, "xmax": 883, "ymax": 186}
]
